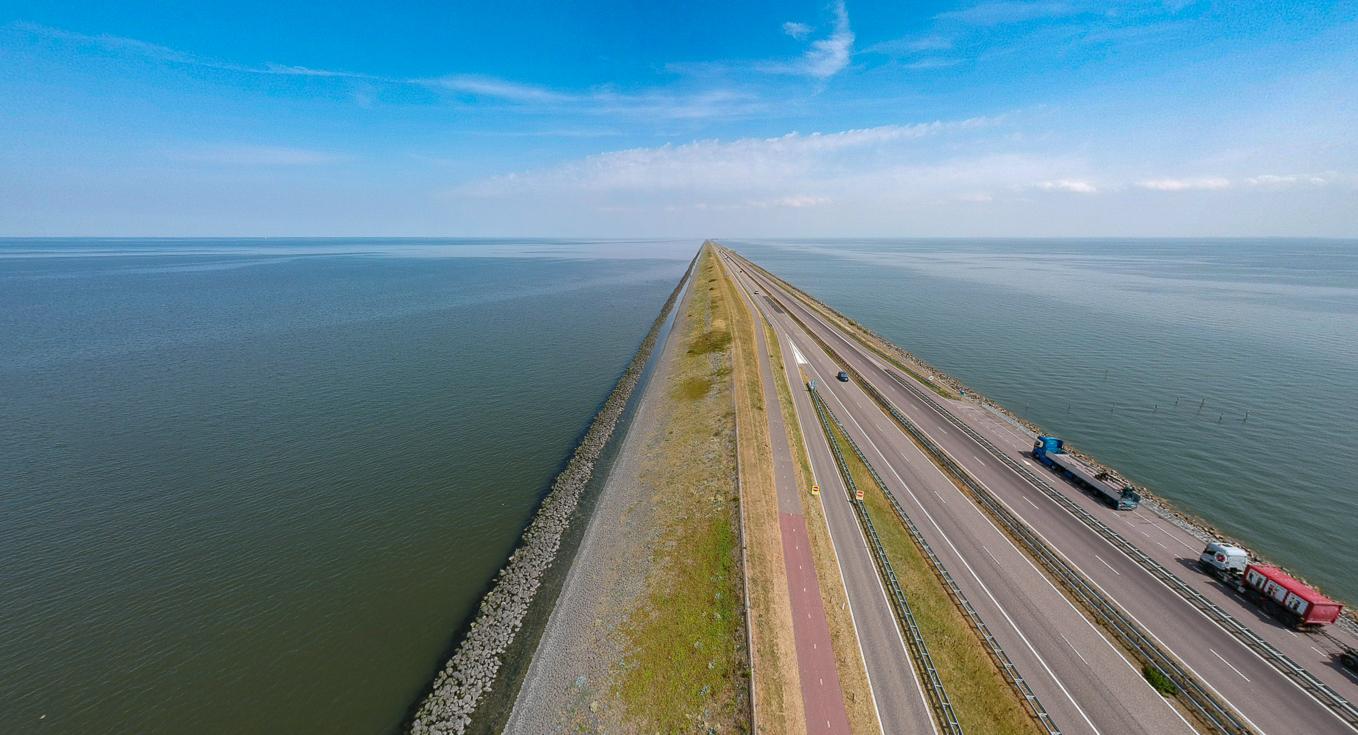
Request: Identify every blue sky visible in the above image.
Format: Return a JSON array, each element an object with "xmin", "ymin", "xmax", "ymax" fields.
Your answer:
[{"xmin": 2, "ymin": 1, "xmax": 1356, "ymax": 236}]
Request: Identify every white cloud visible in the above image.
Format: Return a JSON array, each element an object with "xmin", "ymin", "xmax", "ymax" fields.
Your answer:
[
  {"xmin": 760, "ymin": 194, "xmax": 830, "ymax": 208},
  {"xmin": 457, "ymin": 117, "xmax": 1000, "ymax": 198},
  {"xmin": 783, "ymin": 22, "xmax": 813, "ymax": 40},
  {"xmin": 804, "ymin": 1, "xmax": 855, "ymax": 78},
  {"xmin": 761, "ymin": 1, "xmax": 855, "ymax": 79},
  {"xmin": 1136, "ymin": 176, "xmax": 1231, "ymax": 191},
  {"xmin": 1035, "ymin": 179, "xmax": 1098, "ymax": 193},
  {"xmin": 1243, "ymin": 173, "xmax": 1332, "ymax": 188}
]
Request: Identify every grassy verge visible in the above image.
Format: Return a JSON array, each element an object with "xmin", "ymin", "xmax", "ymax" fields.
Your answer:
[
  {"xmin": 713, "ymin": 247, "xmax": 805, "ymax": 733},
  {"xmin": 763, "ymin": 323, "xmax": 882, "ymax": 735},
  {"xmin": 614, "ymin": 245, "xmax": 749, "ymax": 733},
  {"xmin": 822, "ymin": 417, "xmax": 1043, "ymax": 735}
]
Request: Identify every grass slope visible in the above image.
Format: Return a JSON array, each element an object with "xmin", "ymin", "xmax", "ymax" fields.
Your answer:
[{"xmin": 614, "ymin": 245, "xmax": 750, "ymax": 733}]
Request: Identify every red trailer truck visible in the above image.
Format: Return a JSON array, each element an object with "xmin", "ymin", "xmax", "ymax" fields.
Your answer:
[{"xmin": 1241, "ymin": 564, "xmax": 1343, "ymax": 629}]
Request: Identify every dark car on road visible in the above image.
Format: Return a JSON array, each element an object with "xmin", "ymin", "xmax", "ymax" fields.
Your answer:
[{"xmin": 836, "ymin": 371, "xmax": 849, "ymax": 382}]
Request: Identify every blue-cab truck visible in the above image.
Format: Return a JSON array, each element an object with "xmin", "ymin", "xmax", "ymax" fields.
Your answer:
[{"xmin": 1032, "ymin": 436, "xmax": 1141, "ymax": 510}]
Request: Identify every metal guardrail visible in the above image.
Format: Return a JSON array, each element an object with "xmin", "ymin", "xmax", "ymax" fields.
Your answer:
[
  {"xmin": 728, "ymin": 248, "xmax": 1358, "ymax": 733},
  {"xmin": 808, "ymin": 385, "xmax": 964, "ymax": 735},
  {"xmin": 750, "ymin": 271, "xmax": 1254, "ymax": 735},
  {"xmin": 879, "ymin": 369, "xmax": 1358, "ymax": 732},
  {"xmin": 811, "ymin": 385, "xmax": 1061, "ymax": 735}
]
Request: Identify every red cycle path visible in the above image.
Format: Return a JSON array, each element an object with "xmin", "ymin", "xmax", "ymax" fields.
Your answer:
[{"xmin": 780, "ymin": 511, "xmax": 853, "ymax": 734}]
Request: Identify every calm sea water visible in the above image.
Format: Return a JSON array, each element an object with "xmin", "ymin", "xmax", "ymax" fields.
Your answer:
[
  {"xmin": 731, "ymin": 238, "xmax": 1358, "ymax": 605},
  {"xmin": 0, "ymin": 239, "xmax": 691, "ymax": 734}
]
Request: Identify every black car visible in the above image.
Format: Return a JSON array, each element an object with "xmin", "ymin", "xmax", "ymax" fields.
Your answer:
[{"xmin": 836, "ymin": 371, "xmax": 850, "ymax": 382}]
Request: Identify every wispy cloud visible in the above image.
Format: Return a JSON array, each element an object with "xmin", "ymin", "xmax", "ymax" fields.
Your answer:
[
  {"xmin": 783, "ymin": 22, "xmax": 813, "ymax": 40},
  {"xmin": 1243, "ymin": 173, "xmax": 1333, "ymax": 188},
  {"xmin": 11, "ymin": 21, "xmax": 196, "ymax": 63},
  {"xmin": 419, "ymin": 76, "xmax": 762, "ymax": 120},
  {"xmin": 1136, "ymin": 176, "xmax": 1231, "ymax": 191},
  {"xmin": 420, "ymin": 75, "xmax": 574, "ymax": 104},
  {"xmin": 905, "ymin": 57, "xmax": 962, "ymax": 70},
  {"xmin": 936, "ymin": 2, "xmax": 1086, "ymax": 26},
  {"xmin": 11, "ymin": 21, "xmax": 376, "ymax": 80},
  {"xmin": 760, "ymin": 1, "xmax": 855, "ymax": 79},
  {"xmin": 456, "ymin": 116, "xmax": 1002, "ymax": 200},
  {"xmin": 803, "ymin": 1, "xmax": 856, "ymax": 78},
  {"xmin": 1034, "ymin": 178, "xmax": 1098, "ymax": 193},
  {"xmin": 864, "ymin": 35, "xmax": 954, "ymax": 56},
  {"xmin": 13, "ymin": 20, "xmax": 761, "ymax": 122},
  {"xmin": 260, "ymin": 63, "xmax": 375, "ymax": 79},
  {"xmin": 169, "ymin": 145, "xmax": 349, "ymax": 166}
]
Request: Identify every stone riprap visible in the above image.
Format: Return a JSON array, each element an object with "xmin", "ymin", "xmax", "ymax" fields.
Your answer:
[{"xmin": 408, "ymin": 255, "xmax": 694, "ymax": 735}]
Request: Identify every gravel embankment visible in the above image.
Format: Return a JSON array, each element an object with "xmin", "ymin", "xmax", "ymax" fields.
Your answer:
[
  {"xmin": 407, "ymin": 258, "xmax": 692, "ymax": 735},
  {"xmin": 501, "ymin": 302, "xmax": 689, "ymax": 733}
]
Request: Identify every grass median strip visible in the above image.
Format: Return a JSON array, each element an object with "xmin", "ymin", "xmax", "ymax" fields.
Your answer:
[
  {"xmin": 764, "ymin": 323, "xmax": 882, "ymax": 735},
  {"xmin": 821, "ymin": 415, "xmax": 1043, "ymax": 735},
  {"xmin": 714, "ymin": 246, "xmax": 806, "ymax": 733}
]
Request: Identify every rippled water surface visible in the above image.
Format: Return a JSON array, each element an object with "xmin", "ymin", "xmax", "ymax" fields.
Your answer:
[
  {"xmin": 731, "ymin": 238, "xmax": 1358, "ymax": 604},
  {"xmin": 0, "ymin": 239, "xmax": 692, "ymax": 734}
]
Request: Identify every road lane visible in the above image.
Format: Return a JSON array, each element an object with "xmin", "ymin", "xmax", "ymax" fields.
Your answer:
[
  {"xmin": 942, "ymin": 393, "xmax": 1358, "ymax": 695},
  {"xmin": 725, "ymin": 254, "xmax": 1185, "ymax": 734},
  {"xmin": 725, "ymin": 259, "xmax": 853, "ymax": 734},
  {"xmin": 725, "ymin": 254, "xmax": 937, "ymax": 734},
  {"xmin": 785, "ymin": 316, "xmax": 1191, "ymax": 735},
  {"xmin": 730, "ymin": 249, "xmax": 1357, "ymax": 735}
]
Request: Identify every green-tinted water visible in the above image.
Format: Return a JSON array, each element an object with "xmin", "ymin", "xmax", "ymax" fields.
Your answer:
[
  {"xmin": 0, "ymin": 239, "xmax": 691, "ymax": 733},
  {"xmin": 731, "ymin": 238, "xmax": 1358, "ymax": 605}
]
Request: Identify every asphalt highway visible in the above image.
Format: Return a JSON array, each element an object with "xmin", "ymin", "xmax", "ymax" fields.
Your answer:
[
  {"xmin": 727, "ymin": 265, "xmax": 853, "ymax": 734},
  {"xmin": 727, "ymin": 257, "xmax": 938, "ymax": 734},
  {"xmin": 934, "ymin": 389, "xmax": 1358, "ymax": 697},
  {"xmin": 725, "ymin": 253, "xmax": 1187, "ymax": 735},
  {"xmin": 721, "ymin": 247, "xmax": 1358, "ymax": 735}
]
